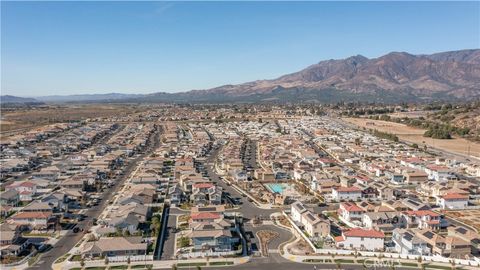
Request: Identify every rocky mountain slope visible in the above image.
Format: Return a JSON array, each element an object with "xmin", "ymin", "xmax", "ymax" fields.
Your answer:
[{"xmin": 172, "ymin": 49, "xmax": 479, "ymax": 102}]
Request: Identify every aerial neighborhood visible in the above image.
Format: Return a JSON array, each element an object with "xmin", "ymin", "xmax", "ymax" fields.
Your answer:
[{"xmin": 1, "ymin": 104, "xmax": 480, "ymax": 270}]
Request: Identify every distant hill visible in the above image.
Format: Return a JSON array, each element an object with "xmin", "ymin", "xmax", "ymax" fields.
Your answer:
[
  {"xmin": 33, "ymin": 49, "xmax": 480, "ymax": 104},
  {"xmin": 0, "ymin": 95, "xmax": 40, "ymax": 104},
  {"xmin": 164, "ymin": 49, "xmax": 480, "ymax": 103},
  {"xmin": 36, "ymin": 93, "xmax": 142, "ymax": 102}
]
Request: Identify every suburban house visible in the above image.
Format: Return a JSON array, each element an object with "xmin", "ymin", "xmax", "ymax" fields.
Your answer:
[
  {"xmin": 187, "ymin": 229, "xmax": 235, "ymax": 252},
  {"xmin": 392, "ymin": 228, "xmax": 431, "ymax": 256},
  {"xmin": 300, "ymin": 211, "xmax": 330, "ymax": 238},
  {"xmin": 415, "ymin": 229, "xmax": 471, "ymax": 258},
  {"xmin": 0, "ymin": 190, "xmax": 20, "ymax": 207},
  {"xmin": 9, "ymin": 211, "xmax": 55, "ymax": 230},
  {"xmin": 5, "ymin": 181, "xmax": 37, "ymax": 202},
  {"xmin": 362, "ymin": 211, "xmax": 402, "ymax": 232},
  {"xmin": 291, "ymin": 201, "xmax": 330, "ymax": 238},
  {"xmin": 400, "ymin": 210, "xmax": 448, "ymax": 230},
  {"xmin": 437, "ymin": 193, "xmax": 469, "ymax": 210},
  {"xmin": 291, "ymin": 201, "xmax": 307, "ymax": 223},
  {"xmin": 338, "ymin": 202, "xmax": 365, "ymax": 223},
  {"xmin": 81, "ymin": 236, "xmax": 148, "ymax": 258},
  {"xmin": 0, "ymin": 223, "xmax": 29, "ymax": 258},
  {"xmin": 335, "ymin": 228, "xmax": 385, "ymax": 251},
  {"xmin": 190, "ymin": 212, "xmax": 222, "ymax": 223},
  {"xmin": 403, "ymin": 170, "xmax": 428, "ymax": 184},
  {"xmin": 331, "ymin": 186, "xmax": 362, "ymax": 201}
]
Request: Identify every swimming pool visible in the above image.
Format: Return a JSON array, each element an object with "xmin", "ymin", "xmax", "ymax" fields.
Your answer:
[{"xmin": 265, "ymin": 183, "xmax": 288, "ymax": 194}]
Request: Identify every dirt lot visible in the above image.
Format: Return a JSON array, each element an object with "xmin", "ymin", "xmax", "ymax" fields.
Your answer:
[
  {"xmin": 343, "ymin": 118, "xmax": 480, "ymax": 159},
  {"xmin": 388, "ymin": 110, "xmax": 433, "ymax": 119},
  {"xmin": 1, "ymin": 104, "xmax": 144, "ymax": 133},
  {"xmin": 444, "ymin": 210, "xmax": 480, "ymax": 232}
]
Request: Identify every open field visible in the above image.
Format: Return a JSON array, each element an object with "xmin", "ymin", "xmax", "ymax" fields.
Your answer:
[
  {"xmin": 388, "ymin": 110, "xmax": 434, "ymax": 119},
  {"xmin": 343, "ymin": 118, "xmax": 480, "ymax": 159},
  {"xmin": 0, "ymin": 104, "xmax": 146, "ymax": 133},
  {"xmin": 444, "ymin": 210, "xmax": 480, "ymax": 232}
]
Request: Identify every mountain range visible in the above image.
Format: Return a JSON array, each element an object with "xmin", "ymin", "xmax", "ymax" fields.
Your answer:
[{"xmin": 3, "ymin": 49, "xmax": 480, "ymax": 104}]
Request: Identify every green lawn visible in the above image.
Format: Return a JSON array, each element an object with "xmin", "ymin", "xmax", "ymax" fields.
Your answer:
[
  {"xmin": 70, "ymin": 255, "xmax": 82, "ymax": 262},
  {"xmin": 426, "ymin": 264, "xmax": 459, "ymax": 270},
  {"xmin": 176, "ymin": 262, "xmax": 207, "ymax": 267},
  {"xmin": 55, "ymin": 253, "xmax": 71, "ymax": 263},
  {"xmin": 303, "ymin": 259, "xmax": 332, "ymax": 263},
  {"xmin": 401, "ymin": 262, "xmax": 420, "ymax": 267},
  {"xmin": 334, "ymin": 259, "xmax": 355, "ymax": 264},
  {"xmin": 109, "ymin": 266, "xmax": 128, "ymax": 269},
  {"xmin": 209, "ymin": 261, "xmax": 234, "ymax": 266},
  {"xmin": 131, "ymin": 265, "xmax": 152, "ymax": 269},
  {"xmin": 85, "ymin": 267, "xmax": 106, "ymax": 270}
]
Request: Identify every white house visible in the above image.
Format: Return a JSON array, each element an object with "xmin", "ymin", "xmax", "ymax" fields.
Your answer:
[
  {"xmin": 6, "ymin": 181, "xmax": 37, "ymax": 202},
  {"xmin": 438, "ymin": 193, "xmax": 468, "ymax": 210},
  {"xmin": 301, "ymin": 211, "xmax": 330, "ymax": 238},
  {"xmin": 392, "ymin": 228, "xmax": 431, "ymax": 256},
  {"xmin": 291, "ymin": 201, "xmax": 330, "ymax": 238},
  {"xmin": 291, "ymin": 201, "xmax": 307, "ymax": 223},
  {"xmin": 338, "ymin": 202, "xmax": 364, "ymax": 222},
  {"xmin": 335, "ymin": 228, "xmax": 385, "ymax": 251},
  {"xmin": 331, "ymin": 186, "xmax": 362, "ymax": 201},
  {"xmin": 425, "ymin": 165, "xmax": 456, "ymax": 182}
]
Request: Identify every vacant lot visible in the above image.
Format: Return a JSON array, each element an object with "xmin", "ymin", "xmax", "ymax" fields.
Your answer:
[
  {"xmin": 1, "ymin": 104, "xmax": 145, "ymax": 133},
  {"xmin": 343, "ymin": 118, "xmax": 480, "ymax": 159},
  {"xmin": 444, "ymin": 210, "xmax": 480, "ymax": 232}
]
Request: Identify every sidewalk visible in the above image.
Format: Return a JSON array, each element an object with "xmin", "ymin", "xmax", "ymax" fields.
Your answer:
[
  {"xmin": 54, "ymin": 256, "xmax": 251, "ymax": 270},
  {"xmin": 280, "ymin": 239, "xmax": 480, "ymax": 270}
]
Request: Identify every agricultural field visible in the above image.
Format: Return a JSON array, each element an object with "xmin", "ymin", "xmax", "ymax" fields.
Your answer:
[{"xmin": 343, "ymin": 117, "xmax": 480, "ymax": 159}]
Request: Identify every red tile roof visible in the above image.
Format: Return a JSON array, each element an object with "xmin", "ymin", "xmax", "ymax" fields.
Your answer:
[
  {"xmin": 403, "ymin": 210, "xmax": 439, "ymax": 217},
  {"xmin": 340, "ymin": 202, "xmax": 364, "ymax": 212},
  {"xmin": 335, "ymin": 186, "xmax": 361, "ymax": 193},
  {"xmin": 191, "ymin": 212, "xmax": 220, "ymax": 220},
  {"xmin": 12, "ymin": 211, "xmax": 52, "ymax": 219},
  {"xmin": 442, "ymin": 193, "xmax": 468, "ymax": 200},
  {"xmin": 343, "ymin": 228, "xmax": 385, "ymax": 238},
  {"xmin": 193, "ymin": 183, "xmax": 214, "ymax": 189},
  {"xmin": 334, "ymin": 235, "xmax": 345, "ymax": 242}
]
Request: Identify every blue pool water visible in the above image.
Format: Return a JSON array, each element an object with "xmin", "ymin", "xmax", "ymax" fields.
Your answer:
[{"xmin": 266, "ymin": 183, "xmax": 287, "ymax": 193}]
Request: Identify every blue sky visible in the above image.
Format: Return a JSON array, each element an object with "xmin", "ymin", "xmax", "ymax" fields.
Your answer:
[{"xmin": 2, "ymin": 1, "xmax": 479, "ymax": 96}]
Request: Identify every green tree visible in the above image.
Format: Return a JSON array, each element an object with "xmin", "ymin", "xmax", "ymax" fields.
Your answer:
[{"xmin": 151, "ymin": 215, "xmax": 161, "ymax": 237}]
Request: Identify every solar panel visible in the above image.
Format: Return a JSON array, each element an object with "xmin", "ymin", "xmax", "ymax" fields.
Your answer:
[{"xmin": 423, "ymin": 231, "xmax": 434, "ymax": 239}]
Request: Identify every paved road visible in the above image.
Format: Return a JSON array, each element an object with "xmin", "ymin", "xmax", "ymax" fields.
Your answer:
[
  {"xmin": 160, "ymin": 208, "xmax": 178, "ymax": 260},
  {"xmin": 29, "ymin": 125, "xmax": 161, "ymax": 270},
  {"xmin": 203, "ymin": 143, "xmax": 294, "ymax": 257},
  {"xmin": 210, "ymin": 254, "xmax": 415, "ymax": 270}
]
